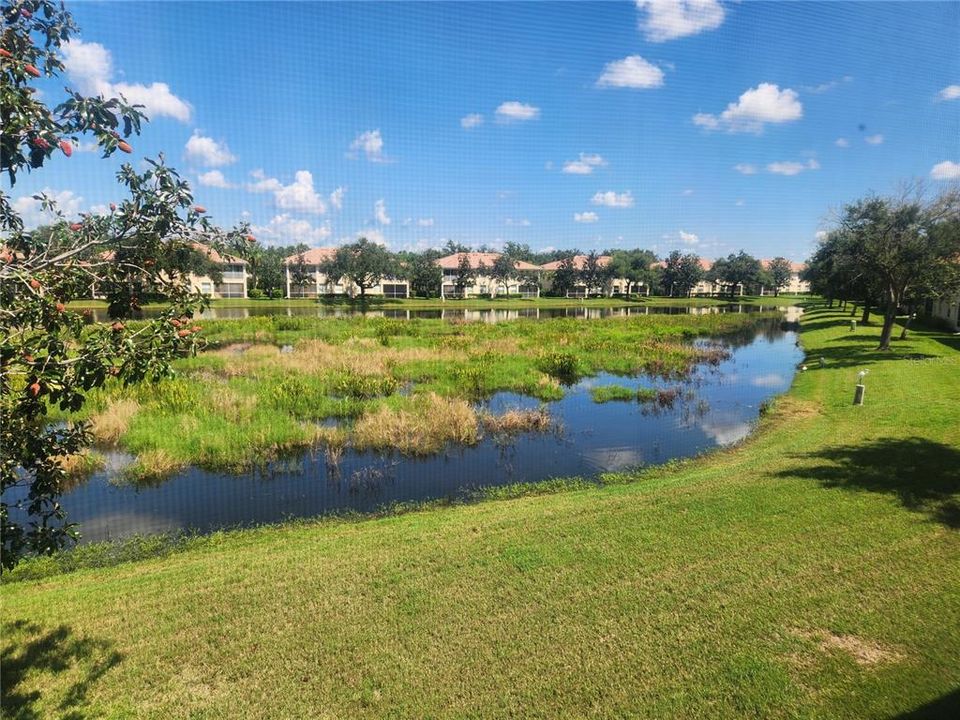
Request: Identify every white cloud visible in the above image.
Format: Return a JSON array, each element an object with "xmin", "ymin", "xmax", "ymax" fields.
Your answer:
[
  {"xmin": 596, "ymin": 55, "xmax": 664, "ymax": 89},
  {"xmin": 358, "ymin": 229, "xmax": 387, "ymax": 246},
  {"xmin": 350, "ymin": 130, "xmax": 387, "ymax": 162},
  {"xmin": 679, "ymin": 230, "xmax": 699, "ymax": 245},
  {"xmin": 562, "ymin": 153, "xmax": 608, "ymax": 174},
  {"xmin": 460, "ymin": 113, "xmax": 484, "ymax": 129},
  {"xmin": 495, "ymin": 101, "xmax": 540, "ymax": 122},
  {"xmin": 374, "ymin": 199, "xmax": 391, "ymax": 225},
  {"xmin": 937, "ymin": 84, "xmax": 960, "ymax": 101},
  {"xmin": 185, "ymin": 131, "xmax": 236, "ymax": 167},
  {"xmin": 682, "ymin": 188, "xmax": 694, "ymax": 196},
  {"xmin": 930, "ymin": 160, "xmax": 960, "ymax": 180},
  {"xmin": 693, "ymin": 83, "xmax": 803, "ymax": 133},
  {"xmin": 505, "ymin": 218, "xmax": 531, "ymax": 226},
  {"xmin": 864, "ymin": 134, "xmax": 884, "ymax": 145},
  {"xmin": 733, "ymin": 163, "xmax": 757, "ymax": 175},
  {"xmin": 247, "ymin": 169, "xmax": 327, "ymax": 214},
  {"xmin": 767, "ymin": 158, "xmax": 820, "ymax": 176},
  {"xmin": 251, "ymin": 214, "xmax": 331, "ymax": 246},
  {"xmin": 417, "ymin": 217, "xmax": 434, "ymax": 227},
  {"xmin": 802, "ymin": 76, "xmax": 853, "ymax": 94},
  {"xmin": 574, "ymin": 212, "xmax": 599, "ymax": 223},
  {"xmin": 12, "ymin": 189, "xmax": 84, "ymax": 228},
  {"xmin": 815, "ymin": 230, "xmax": 829, "ymax": 241},
  {"xmin": 62, "ymin": 39, "xmax": 191, "ymax": 122},
  {"xmin": 834, "ymin": 138, "xmax": 849, "ymax": 148},
  {"xmin": 197, "ymin": 170, "xmax": 233, "ymax": 188},
  {"xmin": 636, "ymin": 0, "xmax": 725, "ymax": 42},
  {"xmin": 591, "ymin": 190, "xmax": 635, "ymax": 208},
  {"xmin": 329, "ymin": 187, "xmax": 345, "ymax": 210},
  {"xmin": 735, "ymin": 199, "xmax": 745, "ymax": 207}
]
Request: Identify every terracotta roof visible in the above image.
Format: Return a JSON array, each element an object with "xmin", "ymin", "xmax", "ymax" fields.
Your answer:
[
  {"xmin": 190, "ymin": 243, "xmax": 247, "ymax": 265},
  {"xmin": 540, "ymin": 255, "xmax": 612, "ymax": 271},
  {"xmin": 283, "ymin": 247, "xmax": 337, "ymax": 265},
  {"xmin": 761, "ymin": 259, "xmax": 806, "ymax": 273},
  {"xmin": 434, "ymin": 252, "xmax": 541, "ymax": 271}
]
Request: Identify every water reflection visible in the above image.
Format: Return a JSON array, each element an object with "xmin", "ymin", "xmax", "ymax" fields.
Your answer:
[
  {"xmin": 86, "ymin": 303, "xmax": 785, "ymax": 323},
  {"xmin": 23, "ymin": 319, "xmax": 802, "ymax": 543}
]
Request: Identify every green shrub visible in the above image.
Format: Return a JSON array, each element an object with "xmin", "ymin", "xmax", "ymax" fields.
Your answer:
[
  {"xmin": 537, "ymin": 351, "xmax": 580, "ymax": 383},
  {"xmin": 248, "ymin": 288, "xmax": 265, "ymax": 299}
]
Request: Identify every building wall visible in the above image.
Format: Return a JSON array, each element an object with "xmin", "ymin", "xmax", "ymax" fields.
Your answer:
[
  {"xmin": 931, "ymin": 294, "xmax": 960, "ymax": 330},
  {"xmin": 285, "ymin": 265, "xmax": 408, "ymax": 298},
  {"xmin": 440, "ymin": 270, "xmax": 540, "ymax": 298}
]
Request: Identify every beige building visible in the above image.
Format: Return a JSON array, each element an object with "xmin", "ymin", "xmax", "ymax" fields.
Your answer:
[
  {"xmin": 929, "ymin": 294, "xmax": 960, "ymax": 331},
  {"xmin": 759, "ymin": 260, "xmax": 810, "ymax": 296},
  {"xmin": 189, "ymin": 245, "xmax": 249, "ymax": 298},
  {"xmin": 90, "ymin": 243, "xmax": 249, "ymax": 299},
  {"xmin": 284, "ymin": 247, "xmax": 409, "ymax": 298},
  {"xmin": 434, "ymin": 252, "xmax": 541, "ymax": 299}
]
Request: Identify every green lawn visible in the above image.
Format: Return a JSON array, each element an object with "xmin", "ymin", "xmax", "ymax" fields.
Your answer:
[{"xmin": 2, "ymin": 304, "xmax": 958, "ymax": 719}]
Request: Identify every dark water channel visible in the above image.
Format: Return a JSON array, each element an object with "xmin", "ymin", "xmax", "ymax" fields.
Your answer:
[
  {"xmin": 87, "ymin": 302, "xmax": 782, "ymax": 323},
  {"xmin": 44, "ymin": 314, "xmax": 803, "ymax": 543}
]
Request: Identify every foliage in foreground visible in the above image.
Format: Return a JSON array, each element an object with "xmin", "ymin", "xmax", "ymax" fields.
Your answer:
[{"xmin": 0, "ymin": 0, "xmax": 246, "ymax": 568}]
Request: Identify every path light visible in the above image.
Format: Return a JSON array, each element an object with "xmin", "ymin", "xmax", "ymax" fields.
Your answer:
[
  {"xmin": 850, "ymin": 319, "xmax": 857, "ymax": 332},
  {"xmin": 853, "ymin": 370, "xmax": 867, "ymax": 406},
  {"xmin": 819, "ymin": 356, "xmax": 826, "ymax": 368}
]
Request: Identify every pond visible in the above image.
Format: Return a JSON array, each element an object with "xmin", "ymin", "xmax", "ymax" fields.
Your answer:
[
  {"xmin": 85, "ymin": 302, "xmax": 784, "ymax": 323},
  {"xmin": 43, "ymin": 316, "xmax": 803, "ymax": 543}
]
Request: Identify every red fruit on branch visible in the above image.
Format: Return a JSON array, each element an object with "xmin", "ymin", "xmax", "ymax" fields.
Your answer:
[
  {"xmin": 110, "ymin": 203, "xmax": 117, "ymax": 211},
  {"xmin": 28, "ymin": 382, "xmax": 41, "ymax": 397},
  {"xmin": 193, "ymin": 206, "xmax": 206, "ymax": 214},
  {"xmin": 0, "ymin": 49, "xmax": 12, "ymax": 59},
  {"xmin": 177, "ymin": 329, "xmax": 191, "ymax": 338},
  {"xmin": 111, "ymin": 322, "xmax": 124, "ymax": 332},
  {"xmin": 69, "ymin": 222, "xmax": 82, "ymax": 231},
  {"xmin": 29, "ymin": 278, "xmax": 41, "ymax": 289},
  {"xmin": 59, "ymin": 139, "xmax": 72, "ymax": 157},
  {"xmin": 246, "ymin": 235, "xmax": 256, "ymax": 243},
  {"xmin": 24, "ymin": 63, "xmax": 40, "ymax": 77},
  {"xmin": 117, "ymin": 141, "xmax": 132, "ymax": 154},
  {"xmin": 20, "ymin": 8, "xmax": 32, "ymax": 18},
  {"xmin": 191, "ymin": 325, "xmax": 202, "ymax": 333},
  {"xmin": 1, "ymin": 251, "xmax": 12, "ymax": 263},
  {"xmin": 32, "ymin": 137, "xmax": 50, "ymax": 150},
  {"xmin": 169, "ymin": 318, "xmax": 182, "ymax": 327},
  {"xmin": 55, "ymin": 302, "xmax": 65, "ymax": 313},
  {"xmin": 23, "ymin": 354, "xmax": 35, "ymax": 363}
]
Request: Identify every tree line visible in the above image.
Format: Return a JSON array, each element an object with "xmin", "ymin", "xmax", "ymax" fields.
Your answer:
[
  {"xmin": 247, "ymin": 239, "xmax": 803, "ymax": 300},
  {"xmin": 803, "ymin": 186, "xmax": 960, "ymax": 349}
]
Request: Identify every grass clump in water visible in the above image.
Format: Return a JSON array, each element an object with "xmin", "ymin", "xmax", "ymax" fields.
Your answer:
[
  {"xmin": 352, "ymin": 393, "xmax": 478, "ymax": 455},
  {"xmin": 591, "ymin": 385, "xmax": 637, "ymax": 403},
  {"xmin": 480, "ymin": 407, "xmax": 552, "ymax": 435}
]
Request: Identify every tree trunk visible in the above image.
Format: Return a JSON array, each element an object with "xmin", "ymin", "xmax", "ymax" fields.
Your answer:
[
  {"xmin": 900, "ymin": 306, "xmax": 913, "ymax": 339},
  {"xmin": 878, "ymin": 296, "xmax": 897, "ymax": 350},
  {"xmin": 850, "ymin": 303, "xmax": 858, "ymax": 316},
  {"xmin": 861, "ymin": 302, "xmax": 871, "ymax": 325}
]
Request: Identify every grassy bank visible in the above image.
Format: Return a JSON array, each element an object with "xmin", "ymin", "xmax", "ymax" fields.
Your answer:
[
  {"xmin": 56, "ymin": 312, "xmax": 770, "ymax": 480},
  {"xmin": 2, "ymin": 304, "xmax": 958, "ymax": 718}
]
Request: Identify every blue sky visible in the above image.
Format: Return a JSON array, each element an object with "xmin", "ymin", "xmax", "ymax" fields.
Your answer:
[{"xmin": 13, "ymin": 1, "xmax": 960, "ymax": 262}]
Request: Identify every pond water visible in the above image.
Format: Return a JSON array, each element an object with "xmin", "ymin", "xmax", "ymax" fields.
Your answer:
[
  {"xmin": 86, "ymin": 302, "xmax": 784, "ymax": 323},
  {"xmin": 42, "ymin": 316, "xmax": 803, "ymax": 543}
]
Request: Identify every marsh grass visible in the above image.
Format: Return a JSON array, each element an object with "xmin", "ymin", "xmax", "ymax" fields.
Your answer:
[
  {"xmin": 479, "ymin": 407, "xmax": 552, "ymax": 435},
  {"xmin": 352, "ymin": 393, "xmax": 478, "ymax": 454},
  {"xmin": 590, "ymin": 385, "xmax": 637, "ymax": 403},
  {"xmin": 56, "ymin": 312, "xmax": 778, "ymax": 477}
]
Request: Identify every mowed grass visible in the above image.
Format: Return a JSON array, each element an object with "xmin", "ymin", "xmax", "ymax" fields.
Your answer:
[
  {"xmin": 3, "ymin": 305, "xmax": 959, "ymax": 718},
  {"xmin": 59, "ymin": 312, "xmax": 762, "ymax": 480}
]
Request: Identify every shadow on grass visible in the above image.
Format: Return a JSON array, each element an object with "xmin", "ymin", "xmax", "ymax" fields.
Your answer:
[
  {"xmin": 1, "ymin": 620, "xmax": 122, "ymax": 720},
  {"xmin": 777, "ymin": 437, "xmax": 960, "ymax": 528},
  {"xmin": 892, "ymin": 687, "xmax": 960, "ymax": 719}
]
